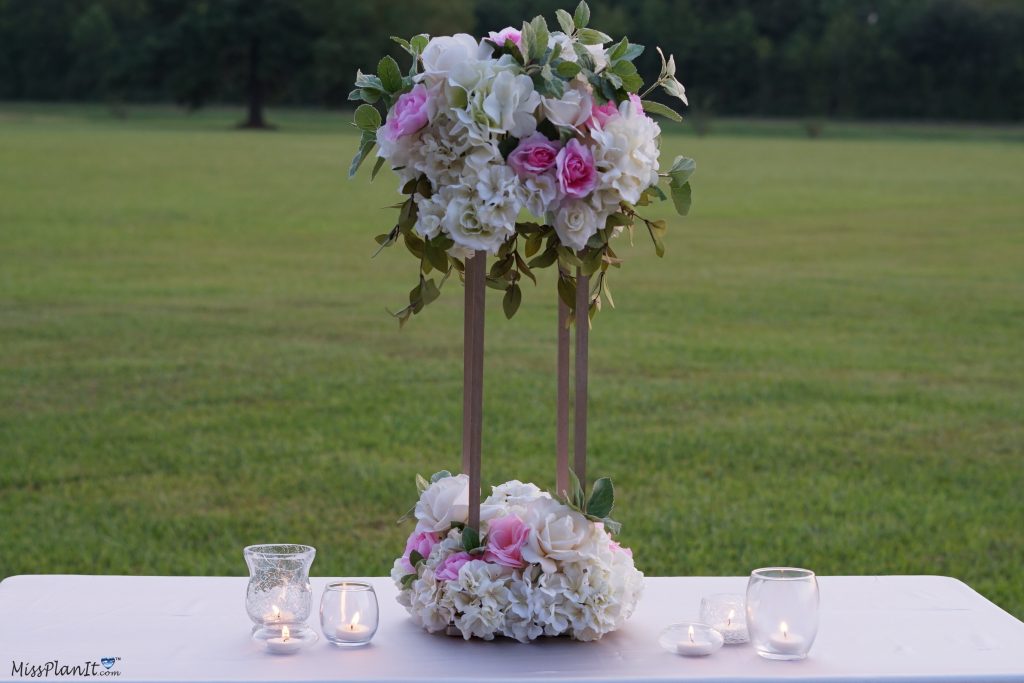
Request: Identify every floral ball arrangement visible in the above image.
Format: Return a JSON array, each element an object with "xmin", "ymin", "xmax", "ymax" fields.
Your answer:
[
  {"xmin": 350, "ymin": 2, "xmax": 694, "ymax": 325},
  {"xmin": 391, "ymin": 472, "xmax": 643, "ymax": 642}
]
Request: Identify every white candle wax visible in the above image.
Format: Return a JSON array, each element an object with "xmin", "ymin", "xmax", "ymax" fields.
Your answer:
[
  {"xmin": 716, "ymin": 623, "xmax": 749, "ymax": 644},
  {"xmin": 334, "ymin": 622, "xmax": 371, "ymax": 643},
  {"xmin": 676, "ymin": 625, "xmax": 715, "ymax": 656},
  {"xmin": 768, "ymin": 623, "xmax": 806, "ymax": 655},
  {"xmin": 265, "ymin": 626, "xmax": 302, "ymax": 655}
]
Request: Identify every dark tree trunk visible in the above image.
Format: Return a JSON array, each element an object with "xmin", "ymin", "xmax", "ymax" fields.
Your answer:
[{"xmin": 241, "ymin": 36, "xmax": 269, "ymax": 129}]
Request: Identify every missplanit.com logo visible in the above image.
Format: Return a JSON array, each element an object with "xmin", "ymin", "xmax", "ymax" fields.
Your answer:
[{"xmin": 10, "ymin": 656, "xmax": 122, "ymax": 678}]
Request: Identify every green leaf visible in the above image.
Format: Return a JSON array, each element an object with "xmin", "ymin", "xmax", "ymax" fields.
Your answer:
[
  {"xmin": 370, "ymin": 155, "xmax": 387, "ymax": 180},
  {"xmin": 410, "ymin": 34, "xmax": 430, "ymax": 54},
  {"xmin": 503, "ymin": 283, "xmax": 522, "ymax": 319},
  {"xmin": 668, "ymin": 155, "xmax": 696, "ymax": 185},
  {"xmin": 420, "ymin": 277, "xmax": 441, "ymax": 306},
  {"xmin": 348, "ymin": 130, "xmax": 376, "ymax": 178},
  {"xmin": 555, "ymin": 61, "xmax": 582, "ymax": 79},
  {"xmin": 671, "ymin": 180, "xmax": 692, "ymax": 217},
  {"xmin": 530, "ymin": 16, "xmax": 549, "ymax": 62},
  {"xmin": 519, "ymin": 20, "xmax": 534, "ymax": 64},
  {"xmin": 378, "ymin": 56, "xmax": 403, "ymax": 93},
  {"xmin": 568, "ymin": 468, "xmax": 586, "ymax": 509},
  {"xmin": 528, "ymin": 246, "xmax": 558, "ymax": 269},
  {"xmin": 391, "ymin": 36, "xmax": 411, "ymax": 51},
  {"xmin": 514, "ymin": 251, "xmax": 536, "ymax": 285},
  {"xmin": 555, "ymin": 9, "xmax": 575, "ymax": 35},
  {"xmin": 647, "ymin": 218, "xmax": 668, "ymax": 256},
  {"xmin": 641, "ymin": 100, "xmax": 682, "ymax": 122},
  {"xmin": 400, "ymin": 573, "xmax": 416, "ymax": 589},
  {"xmin": 586, "ymin": 477, "xmax": 614, "ymax": 518},
  {"xmin": 462, "ymin": 526, "xmax": 480, "ymax": 553},
  {"xmin": 576, "ymin": 28, "xmax": 610, "ymax": 45},
  {"xmin": 353, "ymin": 104, "xmax": 382, "ymax": 132},
  {"xmin": 425, "ymin": 241, "xmax": 449, "ymax": 273},
  {"xmin": 524, "ymin": 232, "xmax": 544, "ymax": 258},
  {"xmin": 409, "ymin": 550, "xmax": 424, "ymax": 567},
  {"xmin": 573, "ymin": 1, "xmax": 590, "ymax": 29},
  {"xmin": 601, "ymin": 517, "xmax": 622, "ymax": 535},
  {"xmin": 430, "ymin": 470, "xmax": 452, "ymax": 483},
  {"xmin": 557, "ymin": 274, "xmax": 576, "ymax": 311}
]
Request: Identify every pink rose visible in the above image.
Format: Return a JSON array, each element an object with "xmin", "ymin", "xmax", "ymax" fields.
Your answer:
[
  {"xmin": 508, "ymin": 133, "xmax": 561, "ymax": 177},
  {"xmin": 382, "ymin": 85, "xmax": 429, "ymax": 142},
  {"xmin": 400, "ymin": 530, "xmax": 440, "ymax": 574},
  {"xmin": 482, "ymin": 515, "xmax": 529, "ymax": 568},
  {"xmin": 434, "ymin": 551, "xmax": 473, "ymax": 581},
  {"xmin": 555, "ymin": 139, "xmax": 597, "ymax": 198},
  {"xmin": 588, "ymin": 99, "xmax": 619, "ymax": 129},
  {"xmin": 488, "ymin": 27, "xmax": 522, "ymax": 49}
]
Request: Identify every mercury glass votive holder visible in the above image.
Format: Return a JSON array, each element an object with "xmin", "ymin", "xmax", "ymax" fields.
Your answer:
[
  {"xmin": 700, "ymin": 593, "xmax": 749, "ymax": 644},
  {"xmin": 746, "ymin": 567, "xmax": 819, "ymax": 661},
  {"xmin": 320, "ymin": 582, "xmax": 379, "ymax": 647},
  {"xmin": 244, "ymin": 544, "xmax": 316, "ymax": 633}
]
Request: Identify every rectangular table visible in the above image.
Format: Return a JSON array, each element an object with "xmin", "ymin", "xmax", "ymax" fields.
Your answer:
[{"xmin": 2, "ymin": 575, "xmax": 1022, "ymax": 682}]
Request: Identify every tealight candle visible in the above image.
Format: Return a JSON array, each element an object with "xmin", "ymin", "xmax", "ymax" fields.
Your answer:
[
  {"xmin": 264, "ymin": 605, "xmax": 295, "ymax": 625},
  {"xmin": 266, "ymin": 625, "xmax": 302, "ymax": 655},
  {"xmin": 334, "ymin": 612, "xmax": 371, "ymax": 643},
  {"xmin": 658, "ymin": 623, "xmax": 724, "ymax": 657},
  {"xmin": 768, "ymin": 621, "xmax": 805, "ymax": 655},
  {"xmin": 677, "ymin": 625, "xmax": 715, "ymax": 656},
  {"xmin": 700, "ymin": 594, "xmax": 749, "ymax": 645}
]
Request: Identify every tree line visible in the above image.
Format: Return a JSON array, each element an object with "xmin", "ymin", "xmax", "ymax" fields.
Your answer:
[{"xmin": 1, "ymin": 0, "xmax": 1022, "ymax": 125}]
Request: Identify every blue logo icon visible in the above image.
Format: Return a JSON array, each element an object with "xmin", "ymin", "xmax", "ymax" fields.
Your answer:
[{"xmin": 101, "ymin": 658, "xmax": 115, "ymax": 670}]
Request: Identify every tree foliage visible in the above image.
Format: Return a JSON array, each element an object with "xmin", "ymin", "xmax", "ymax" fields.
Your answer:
[{"xmin": 0, "ymin": 0, "xmax": 1022, "ymax": 121}]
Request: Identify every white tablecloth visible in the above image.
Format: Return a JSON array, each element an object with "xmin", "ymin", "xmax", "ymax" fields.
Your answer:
[{"xmin": 1, "ymin": 575, "xmax": 1022, "ymax": 682}]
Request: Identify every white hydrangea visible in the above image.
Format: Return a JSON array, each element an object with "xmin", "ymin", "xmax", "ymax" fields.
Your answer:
[{"xmin": 589, "ymin": 100, "xmax": 662, "ymax": 211}]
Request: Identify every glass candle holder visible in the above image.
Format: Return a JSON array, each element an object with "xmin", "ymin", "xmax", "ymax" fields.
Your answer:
[
  {"xmin": 320, "ymin": 582, "xmax": 379, "ymax": 647},
  {"xmin": 244, "ymin": 544, "xmax": 316, "ymax": 631},
  {"xmin": 746, "ymin": 567, "xmax": 819, "ymax": 661},
  {"xmin": 700, "ymin": 593, "xmax": 749, "ymax": 644}
]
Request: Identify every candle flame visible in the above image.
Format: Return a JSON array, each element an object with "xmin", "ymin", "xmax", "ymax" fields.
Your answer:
[
  {"xmin": 281, "ymin": 624, "xmax": 290, "ymax": 642},
  {"xmin": 350, "ymin": 612, "xmax": 361, "ymax": 629},
  {"xmin": 727, "ymin": 609, "xmax": 734, "ymax": 626},
  {"xmin": 688, "ymin": 625, "xmax": 695, "ymax": 642},
  {"xmin": 271, "ymin": 605, "xmax": 281, "ymax": 621},
  {"xmin": 780, "ymin": 621, "xmax": 789, "ymax": 638}
]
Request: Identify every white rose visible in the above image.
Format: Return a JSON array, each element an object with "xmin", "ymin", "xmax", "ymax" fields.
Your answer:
[
  {"xmin": 554, "ymin": 198, "xmax": 602, "ymax": 252},
  {"xmin": 483, "ymin": 71, "xmax": 540, "ymax": 137},
  {"xmin": 481, "ymin": 479, "xmax": 550, "ymax": 522},
  {"xmin": 542, "ymin": 82, "xmax": 593, "ymax": 131},
  {"xmin": 414, "ymin": 473, "xmax": 470, "ymax": 533},
  {"xmin": 421, "ymin": 34, "xmax": 489, "ymax": 80},
  {"xmin": 443, "ymin": 187, "xmax": 515, "ymax": 254},
  {"xmin": 521, "ymin": 497, "xmax": 592, "ymax": 573},
  {"xmin": 589, "ymin": 100, "xmax": 662, "ymax": 206}
]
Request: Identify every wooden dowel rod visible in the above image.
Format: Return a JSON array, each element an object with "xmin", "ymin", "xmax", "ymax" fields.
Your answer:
[
  {"xmin": 556, "ymin": 297, "xmax": 570, "ymax": 497},
  {"xmin": 466, "ymin": 251, "xmax": 486, "ymax": 531},
  {"xmin": 574, "ymin": 269, "xmax": 589, "ymax": 491}
]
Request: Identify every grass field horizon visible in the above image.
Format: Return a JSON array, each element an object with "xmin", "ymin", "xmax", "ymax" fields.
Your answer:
[{"xmin": 2, "ymin": 104, "xmax": 1022, "ymax": 618}]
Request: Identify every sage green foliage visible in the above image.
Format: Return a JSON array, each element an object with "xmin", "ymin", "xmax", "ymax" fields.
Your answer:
[{"xmin": 1, "ymin": 105, "xmax": 1022, "ymax": 621}]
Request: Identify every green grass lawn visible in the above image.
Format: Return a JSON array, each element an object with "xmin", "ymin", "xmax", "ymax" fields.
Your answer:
[{"xmin": 1, "ymin": 105, "xmax": 1022, "ymax": 618}]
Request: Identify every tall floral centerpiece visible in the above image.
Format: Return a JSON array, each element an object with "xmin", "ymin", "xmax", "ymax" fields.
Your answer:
[{"xmin": 349, "ymin": 2, "xmax": 694, "ymax": 641}]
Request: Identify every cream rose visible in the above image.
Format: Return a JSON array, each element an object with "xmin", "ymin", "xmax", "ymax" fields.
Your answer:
[
  {"xmin": 414, "ymin": 474, "xmax": 470, "ymax": 533},
  {"xmin": 520, "ymin": 497, "xmax": 592, "ymax": 573}
]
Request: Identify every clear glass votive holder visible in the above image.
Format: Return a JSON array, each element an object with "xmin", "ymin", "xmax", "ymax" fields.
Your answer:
[
  {"xmin": 244, "ymin": 544, "xmax": 316, "ymax": 632},
  {"xmin": 320, "ymin": 582, "xmax": 378, "ymax": 647},
  {"xmin": 746, "ymin": 567, "xmax": 819, "ymax": 661},
  {"xmin": 700, "ymin": 593, "xmax": 749, "ymax": 644}
]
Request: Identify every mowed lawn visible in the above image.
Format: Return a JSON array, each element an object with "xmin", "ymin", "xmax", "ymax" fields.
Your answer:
[{"xmin": 1, "ymin": 106, "xmax": 1022, "ymax": 618}]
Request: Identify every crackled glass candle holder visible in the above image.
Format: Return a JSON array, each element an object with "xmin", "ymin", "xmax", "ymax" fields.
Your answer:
[
  {"xmin": 244, "ymin": 544, "xmax": 316, "ymax": 633},
  {"xmin": 700, "ymin": 593, "xmax": 749, "ymax": 644},
  {"xmin": 320, "ymin": 582, "xmax": 379, "ymax": 647},
  {"xmin": 746, "ymin": 567, "xmax": 819, "ymax": 661}
]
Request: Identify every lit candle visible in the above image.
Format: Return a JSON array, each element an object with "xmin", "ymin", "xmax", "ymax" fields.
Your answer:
[
  {"xmin": 716, "ymin": 609, "xmax": 749, "ymax": 645},
  {"xmin": 676, "ymin": 624, "xmax": 715, "ymax": 656},
  {"xmin": 768, "ymin": 621, "xmax": 806, "ymax": 655},
  {"xmin": 334, "ymin": 611, "xmax": 371, "ymax": 643},
  {"xmin": 264, "ymin": 604, "xmax": 295, "ymax": 625},
  {"xmin": 266, "ymin": 624, "xmax": 302, "ymax": 655}
]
